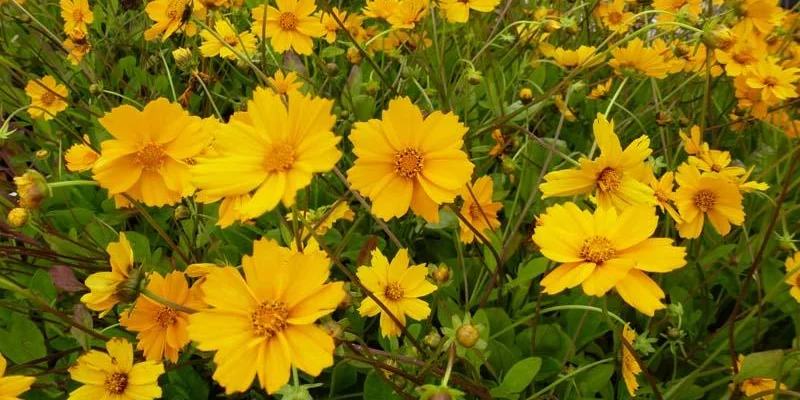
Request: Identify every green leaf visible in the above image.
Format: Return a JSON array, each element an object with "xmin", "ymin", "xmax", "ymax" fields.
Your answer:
[
  {"xmin": 698, "ymin": 244, "xmax": 737, "ymax": 266},
  {"xmin": 363, "ymin": 370, "xmax": 403, "ymax": 400},
  {"xmin": 29, "ymin": 269, "xmax": 57, "ymax": 303},
  {"xmin": 497, "ymin": 357, "xmax": 541, "ymax": 394},
  {"xmin": 70, "ymin": 304, "xmax": 93, "ymax": 350},
  {"xmin": 737, "ymin": 350, "xmax": 784, "ymax": 381},
  {"xmin": 320, "ymin": 46, "xmax": 345, "ymax": 58},
  {"xmin": 0, "ymin": 318, "xmax": 46, "ymax": 363},
  {"xmin": 164, "ymin": 365, "xmax": 210, "ymax": 400},
  {"xmin": 122, "ymin": 231, "xmax": 150, "ymax": 263}
]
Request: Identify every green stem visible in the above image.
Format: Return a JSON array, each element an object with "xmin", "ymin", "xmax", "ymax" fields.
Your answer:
[
  {"xmin": 524, "ymin": 358, "xmax": 614, "ymax": 399},
  {"xmin": 141, "ymin": 288, "xmax": 197, "ymax": 314},
  {"xmin": 48, "ymin": 180, "xmax": 99, "ymax": 189},
  {"xmin": 490, "ymin": 305, "xmax": 626, "ymax": 340}
]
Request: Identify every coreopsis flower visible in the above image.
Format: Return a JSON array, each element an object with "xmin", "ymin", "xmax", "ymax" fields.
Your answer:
[
  {"xmin": 255, "ymin": 0, "xmax": 325, "ymax": 55},
  {"xmin": 68, "ymin": 338, "xmax": 164, "ymax": 400},
  {"xmin": 287, "ymin": 202, "xmax": 355, "ymax": 237},
  {"xmin": 609, "ymin": 38, "xmax": 671, "ymax": 79},
  {"xmin": 587, "ymin": 78, "xmax": 613, "ymax": 100},
  {"xmin": 65, "ymin": 136, "xmax": 99, "ymax": 172},
  {"xmin": 13, "ymin": 170, "xmax": 49, "ymax": 209},
  {"xmin": 172, "ymin": 47, "xmax": 192, "ymax": 65},
  {"xmin": 621, "ymin": 324, "xmax": 642, "ymax": 396},
  {"xmin": 652, "ymin": 0, "xmax": 701, "ymax": 26},
  {"xmin": 92, "ymin": 98, "xmax": 208, "ymax": 207},
  {"xmin": 346, "ymin": 97, "xmax": 474, "ymax": 222},
  {"xmin": 0, "ymin": 353, "xmax": 35, "ymax": 399},
  {"xmin": 550, "ymin": 45, "xmax": 604, "ymax": 69},
  {"xmin": 679, "ymin": 125, "xmax": 704, "ymax": 155},
  {"xmin": 535, "ymin": 203, "xmax": 686, "ymax": 315},
  {"xmin": 363, "ymin": 0, "xmax": 398, "ymax": 20},
  {"xmin": 688, "ymin": 149, "xmax": 747, "ymax": 180},
  {"xmin": 192, "ymin": 89, "xmax": 341, "ymax": 219},
  {"xmin": 187, "ymin": 239, "xmax": 345, "ymax": 394},
  {"xmin": 357, "ymin": 248, "xmax": 436, "ymax": 337},
  {"xmin": 735, "ymin": 0, "xmax": 784, "ymax": 35},
  {"xmin": 439, "ymin": 0, "xmax": 500, "ymax": 23},
  {"xmin": 674, "ymin": 164, "xmax": 744, "ymax": 239},
  {"xmin": 736, "ymin": 355, "xmax": 787, "ymax": 399},
  {"xmin": 320, "ymin": 7, "xmax": 347, "ymax": 43},
  {"xmin": 120, "ymin": 271, "xmax": 204, "ymax": 363},
  {"xmin": 489, "ymin": 129, "xmax": 508, "ymax": 157},
  {"xmin": 60, "ymin": 0, "xmax": 93, "ymax": 34},
  {"xmin": 457, "ymin": 176, "xmax": 502, "ymax": 244},
  {"xmin": 540, "ymin": 114, "xmax": 654, "ymax": 210},
  {"xmin": 386, "ymin": 0, "xmax": 429, "ymax": 29},
  {"xmin": 143, "ymin": 0, "xmax": 196, "ymax": 41},
  {"xmin": 733, "ymin": 75, "xmax": 771, "ymax": 118},
  {"xmin": 744, "ymin": 59, "xmax": 800, "ymax": 103},
  {"xmin": 649, "ymin": 171, "xmax": 682, "ymax": 222},
  {"xmin": 81, "ymin": 233, "xmax": 134, "ymax": 315},
  {"xmin": 25, "ymin": 75, "xmax": 68, "ymax": 120},
  {"xmin": 715, "ymin": 34, "xmax": 767, "ymax": 76},
  {"xmin": 63, "ymin": 28, "xmax": 92, "ymax": 65},
  {"xmin": 267, "ymin": 70, "xmax": 302, "ymax": 95},
  {"xmin": 554, "ymin": 95, "xmax": 576, "ymax": 121},
  {"xmin": 199, "ymin": 19, "xmax": 257, "ymax": 59},
  {"xmin": 784, "ymin": 252, "xmax": 800, "ymax": 303},
  {"xmin": 593, "ymin": 0, "xmax": 634, "ymax": 34}
]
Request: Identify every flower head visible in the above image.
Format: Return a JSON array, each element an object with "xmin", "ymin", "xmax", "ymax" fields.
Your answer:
[
  {"xmin": 65, "ymin": 137, "xmax": 99, "ymax": 172},
  {"xmin": 439, "ymin": 0, "xmax": 500, "ymax": 23},
  {"xmin": 784, "ymin": 252, "xmax": 800, "ymax": 303},
  {"xmin": 143, "ymin": 0, "xmax": 204, "ymax": 41},
  {"xmin": 199, "ymin": 19, "xmax": 257, "ymax": 59},
  {"xmin": 81, "ymin": 233, "xmax": 134, "ymax": 315},
  {"xmin": 744, "ymin": 58, "xmax": 800, "ymax": 103},
  {"xmin": 550, "ymin": 45, "xmax": 604, "ymax": 69},
  {"xmin": 255, "ymin": 0, "xmax": 324, "ymax": 55},
  {"xmin": 267, "ymin": 70, "xmax": 303, "ymax": 96},
  {"xmin": 13, "ymin": 170, "xmax": 49, "ymax": 209},
  {"xmin": 458, "ymin": 176, "xmax": 502, "ymax": 244},
  {"xmin": 347, "ymin": 97, "xmax": 474, "ymax": 222},
  {"xmin": 357, "ymin": 248, "xmax": 437, "ymax": 337},
  {"xmin": 593, "ymin": 0, "xmax": 634, "ymax": 34},
  {"xmin": 534, "ymin": 202, "xmax": 687, "ymax": 315},
  {"xmin": 363, "ymin": 0, "xmax": 398, "ymax": 20},
  {"xmin": 68, "ymin": 338, "xmax": 164, "ymax": 400},
  {"xmin": 386, "ymin": 0, "xmax": 429, "ymax": 29},
  {"xmin": 187, "ymin": 239, "xmax": 345, "ymax": 394},
  {"xmin": 736, "ymin": 354, "xmax": 788, "ymax": 399},
  {"xmin": 588, "ymin": 78, "xmax": 613, "ymax": 100},
  {"xmin": 674, "ymin": 164, "xmax": 745, "ymax": 238},
  {"xmin": 63, "ymin": 29, "xmax": 92, "ymax": 65},
  {"xmin": 60, "ymin": 0, "xmax": 93, "ymax": 35},
  {"xmin": 621, "ymin": 324, "xmax": 641, "ymax": 396},
  {"xmin": 0, "ymin": 353, "xmax": 35, "ymax": 399},
  {"xmin": 648, "ymin": 170, "xmax": 682, "ymax": 222},
  {"xmin": 609, "ymin": 38, "xmax": 672, "ymax": 79},
  {"xmin": 25, "ymin": 75, "xmax": 69, "ymax": 121}
]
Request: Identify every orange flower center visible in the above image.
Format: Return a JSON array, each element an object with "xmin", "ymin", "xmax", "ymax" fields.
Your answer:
[
  {"xmin": 250, "ymin": 300, "xmax": 289, "ymax": 338},
  {"xmin": 224, "ymin": 35, "xmax": 238, "ymax": 46},
  {"xmin": 73, "ymin": 9, "xmax": 85, "ymax": 22},
  {"xmin": 264, "ymin": 142, "xmax": 296, "ymax": 172},
  {"xmin": 607, "ymin": 11, "xmax": 623, "ymax": 24},
  {"xmin": 40, "ymin": 91, "xmax": 56, "ymax": 106},
  {"xmin": 710, "ymin": 164, "xmax": 723, "ymax": 172},
  {"xmin": 732, "ymin": 52, "xmax": 755, "ymax": 65},
  {"xmin": 795, "ymin": 274, "xmax": 800, "ymax": 288},
  {"xmin": 155, "ymin": 306, "xmax": 178, "ymax": 328},
  {"xmin": 597, "ymin": 167, "xmax": 622, "ymax": 192},
  {"xmin": 104, "ymin": 372, "xmax": 129, "ymax": 395},
  {"xmin": 278, "ymin": 12, "xmax": 298, "ymax": 30},
  {"xmin": 384, "ymin": 282, "xmax": 404, "ymax": 301},
  {"xmin": 580, "ymin": 236, "xmax": 616, "ymax": 264},
  {"xmin": 654, "ymin": 189, "xmax": 668, "ymax": 204},
  {"xmin": 763, "ymin": 76, "xmax": 779, "ymax": 88},
  {"xmin": 469, "ymin": 203, "xmax": 484, "ymax": 221},
  {"xmin": 394, "ymin": 148, "xmax": 424, "ymax": 179},
  {"xmin": 136, "ymin": 143, "xmax": 167, "ymax": 171},
  {"xmin": 693, "ymin": 189, "xmax": 716, "ymax": 212}
]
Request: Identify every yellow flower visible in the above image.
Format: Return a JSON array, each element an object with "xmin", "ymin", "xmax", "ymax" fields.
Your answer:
[
  {"xmin": 13, "ymin": 170, "xmax": 49, "ymax": 209},
  {"xmin": 65, "ymin": 137, "xmax": 99, "ymax": 172},
  {"xmin": 357, "ymin": 248, "xmax": 436, "ymax": 337},
  {"xmin": 550, "ymin": 45, "xmax": 604, "ymax": 69},
  {"xmin": 363, "ymin": 0, "xmax": 398, "ymax": 20},
  {"xmin": 674, "ymin": 164, "xmax": 745, "ymax": 239},
  {"xmin": 736, "ymin": 355, "xmax": 788, "ymax": 399},
  {"xmin": 593, "ymin": 0, "xmax": 634, "ymax": 34},
  {"xmin": 192, "ymin": 89, "xmax": 341, "ymax": 219},
  {"xmin": 63, "ymin": 29, "xmax": 92, "ymax": 65},
  {"xmin": 648, "ymin": 170, "xmax": 682, "ymax": 222},
  {"xmin": 199, "ymin": 19, "xmax": 257, "ymax": 59},
  {"xmin": 784, "ymin": 252, "xmax": 800, "ymax": 303},
  {"xmin": 68, "ymin": 338, "xmax": 164, "ymax": 400},
  {"xmin": 80, "ymin": 233, "xmax": 133, "ymax": 315},
  {"xmin": 60, "ymin": 0, "xmax": 93, "ymax": 35},
  {"xmin": 320, "ymin": 7, "xmax": 348, "ymax": 43},
  {"xmin": 25, "ymin": 75, "xmax": 68, "ymax": 121},
  {"xmin": 534, "ymin": 202, "xmax": 686, "ymax": 315},
  {"xmin": 540, "ymin": 114, "xmax": 654, "ymax": 210},
  {"xmin": 734, "ymin": 75, "xmax": 771, "ymax": 118},
  {"xmin": 679, "ymin": 125, "xmax": 705, "ymax": 155},
  {"xmin": 267, "ymin": 70, "xmax": 303, "ymax": 96},
  {"xmin": 715, "ymin": 34, "xmax": 767, "ymax": 77},
  {"xmin": 621, "ymin": 324, "xmax": 641, "ymax": 396},
  {"xmin": 688, "ymin": 149, "xmax": 747, "ymax": 180},
  {"xmin": 187, "ymin": 239, "xmax": 345, "ymax": 394},
  {"xmin": 554, "ymin": 95, "xmax": 576, "ymax": 122},
  {"xmin": 458, "ymin": 176, "xmax": 502, "ymax": 244},
  {"xmin": 7, "ymin": 207, "xmax": 29, "ymax": 228},
  {"xmin": 256, "ymin": 0, "xmax": 324, "ymax": 55},
  {"xmin": 120, "ymin": 272, "xmax": 204, "ymax": 363},
  {"xmin": 609, "ymin": 38, "xmax": 672, "ymax": 79},
  {"xmin": 652, "ymin": 0, "xmax": 702, "ymax": 26},
  {"xmin": 488, "ymin": 129, "xmax": 508, "ymax": 157},
  {"xmin": 587, "ymin": 78, "xmax": 613, "ymax": 100},
  {"xmin": 744, "ymin": 58, "xmax": 800, "ymax": 103},
  {"xmin": 92, "ymin": 98, "xmax": 208, "ymax": 207},
  {"xmin": 143, "ymin": 0, "xmax": 198, "ymax": 41},
  {"xmin": 736, "ymin": 166, "xmax": 769, "ymax": 194},
  {"xmin": 439, "ymin": 0, "xmax": 500, "ymax": 23},
  {"xmin": 0, "ymin": 353, "xmax": 35, "ymax": 399},
  {"xmin": 288, "ymin": 202, "xmax": 355, "ymax": 237},
  {"xmin": 346, "ymin": 97, "xmax": 474, "ymax": 222},
  {"xmin": 172, "ymin": 47, "xmax": 192, "ymax": 65},
  {"xmin": 735, "ymin": 0, "xmax": 784, "ymax": 35},
  {"xmin": 386, "ymin": 0, "xmax": 429, "ymax": 29}
]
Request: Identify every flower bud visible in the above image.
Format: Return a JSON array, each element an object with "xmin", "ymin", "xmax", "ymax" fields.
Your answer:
[
  {"xmin": 13, "ymin": 170, "xmax": 49, "ymax": 209},
  {"xmin": 702, "ymin": 26, "xmax": 735, "ymax": 51},
  {"xmin": 346, "ymin": 47, "xmax": 362, "ymax": 64},
  {"xmin": 115, "ymin": 267, "xmax": 144, "ymax": 304},
  {"xmin": 172, "ymin": 47, "xmax": 193, "ymax": 67},
  {"xmin": 325, "ymin": 62, "xmax": 340, "ymax": 77},
  {"xmin": 432, "ymin": 265, "xmax": 451, "ymax": 285},
  {"xmin": 365, "ymin": 80, "xmax": 380, "ymax": 96},
  {"xmin": 519, "ymin": 88, "xmax": 533, "ymax": 104},
  {"xmin": 656, "ymin": 111, "xmax": 672, "ymax": 126},
  {"xmin": 35, "ymin": 149, "xmax": 49, "ymax": 159},
  {"xmin": 338, "ymin": 290, "xmax": 352, "ymax": 309},
  {"xmin": 174, "ymin": 205, "xmax": 190, "ymax": 220},
  {"xmin": 666, "ymin": 326, "xmax": 682, "ymax": 340},
  {"xmin": 89, "ymin": 83, "xmax": 101, "ymax": 95},
  {"xmin": 466, "ymin": 69, "xmax": 483, "ymax": 85},
  {"xmin": 322, "ymin": 320, "xmax": 344, "ymax": 339},
  {"xmin": 456, "ymin": 323, "xmax": 480, "ymax": 348},
  {"xmin": 424, "ymin": 330, "xmax": 442, "ymax": 348},
  {"xmin": 7, "ymin": 207, "xmax": 29, "ymax": 228},
  {"xmin": 541, "ymin": 19, "xmax": 561, "ymax": 32}
]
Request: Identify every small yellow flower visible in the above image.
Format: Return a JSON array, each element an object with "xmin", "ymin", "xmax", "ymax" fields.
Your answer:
[
  {"xmin": 784, "ymin": 252, "xmax": 800, "ymax": 303},
  {"xmin": 715, "ymin": 34, "xmax": 768, "ymax": 77},
  {"xmin": 439, "ymin": 0, "xmax": 500, "ymax": 23},
  {"xmin": 0, "ymin": 352, "xmax": 35, "ymax": 399},
  {"xmin": 267, "ymin": 70, "xmax": 303, "ymax": 96},
  {"xmin": 25, "ymin": 75, "xmax": 69, "ymax": 121},
  {"xmin": 386, "ymin": 0, "xmax": 429, "ymax": 29},
  {"xmin": 648, "ymin": 170, "xmax": 682, "ymax": 223},
  {"xmin": 60, "ymin": 0, "xmax": 93, "ymax": 35},
  {"xmin": 199, "ymin": 19, "xmax": 257, "ymax": 60},
  {"xmin": 457, "ymin": 176, "xmax": 502, "ymax": 244},
  {"xmin": 357, "ymin": 248, "xmax": 437, "ymax": 337},
  {"xmin": 63, "ymin": 29, "xmax": 92, "ymax": 65},
  {"xmin": 679, "ymin": 125, "xmax": 705, "ymax": 155},
  {"xmin": 587, "ymin": 78, "xmax": 613, "ymax": 100},
  {"xmin": 65, "ymin": 136, "xmax": 99, "ymax": 172},
  {"xmin": 68, "ymin": 338, "xmax": 164, "ymax": 400},
  {"xmin": 609, "ymin": 38, "xmax": 672, "ymax": 79},
  {"xmin": 550, "ymin": 45, "xmax": 604, "ymax": 69},
  {"xmin": 554, "ymin": 94, "xmax": 576, "ymax": 122},
  {"xmin": 255, "ymin": 0, "xmax": 325, "ymax": 55},
  {"xmin": 736, "ymin": 355, "xmax": 788, "ymax": 399},
  {"xmin": 621, "ymin": 324, "xmax": 641, "ymax": 396},
  {"xmin": 593, "ymin": 0, "xmax": 634, "ymax": 34},
  {"xmin": 319, "ymin": 7, "xmax": 348, "ymax": 43},
  {"xmin": 652, "ymin": 0, "xmax": 702, "ymax": 26},
  {"xmin": 80, "ymin": 233, "xmax": 133, "ymax": 315},
  {"xmin": 674, "ymin": 164, "xmax": 745, "ymax": 239},
  {"xmin": 143, "ymin": 0, "xmax": 202, "ymax": 41},
  {"xmin": 744, "ymin": 58, "xmax": 800, "ymax": 103},
  {"xmin": 172, "ymin": 47, "xmax": 192, "ymax": 65},
  {"xmin": 363, "ymin": 0, "xmax": 398, "ymax": 20},
  {"xmin": 735, "ymin": 0, "xmax": 784, "ymax": 35}
]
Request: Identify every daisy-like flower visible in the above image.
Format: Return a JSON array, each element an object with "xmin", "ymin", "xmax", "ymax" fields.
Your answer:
[
  {"xmin": 439, "ymin": 0, "xmax": 500, "ymax": 23},
  {"xmin": 143, "ymin": 0, "xmax": 200, "ymax": 41},
  {"xmin": 255, "ymin": 0, "xmax": 325, "ymax": 55},
  {"xmin": 60, "ymin": 0, "xmax": 93, "ymax": 35},
  {"xmin": 187, "ymin": 239, "xmax": 345, "ymax": 394},
  {"xmin": 609, "ymin": 38, "xmax": 672, "ymax": 79},
  {"xmin": 593, "ymin": 0, "xmax": 634, "ymax": 34},
  {"xmin": 652, "ymin": 0, "xmax": 702, "ymax": 26},
  {"xmin": 679, "ymin": 125, "xmax": 705, "ymax": 155},
  {"xmin": 363, "ymin": 0, "xmax": 398, "ymax": 20},
  {"xmin": 621, "ymin": 324, "xmax": 642, "ymax": 396},
  {"xmin": 92, "ymin": 98, "xmax": 209, "ymax": 207},
  {"xmin": 320, "ymin": 7, "xmax": 348, "ymax": 43},
  {"xmin": 65, "ymin": 137, "xmax": 99, "ymax": 172},
  {"xmin": 736, "ymin": 355, "xmax": 788, "ymax": 399},
  {"xmin": 68, "ymin": 338, "xmax": 164, "ymax": 400},
  {"xmin": 267, "ymin": 70, "xmax": 302, "ymax": 96},
  {"xmin": 735, "ymin": 0, "xmax": 784, "ymax": 35},
  {"xmin": 715, "ymin": 34, "xmax": 768, "ymax": 77},
  {"xmin": 533, "ymin": 202, "xmax": 687, "ymax": 316},
  {"xmin": 587, "ymin": 78, "xmax": 613, "ymax": 100},
  {"xmin": 120, "ymin": 271, "xmax": 204, "ymax": 363},
  {"xmin": 550, "ymin": 45, "xmax": 604, "ymax": 69},
  {"xmin": 458, "ymin": 176, "xmax": 503, "ymax": 244},
  {"xmin": 688, "ymin": 149, "xmax": 747, "ymax": 179},
  {"xmin": 540, "ymin": 113, "xmax": 654, "ymax": 210},
  {"xmin": 199, "ymin": 19, "xmax": 257, "ymax": 60},
  {"xmin": 63, "ymin": 28, "xmax": 92, "ymax": 65},
  {"xmin": 80, "ymin": 233, "xmax": 134, "ymax": 315},
  {"xmin": 192, "ymin": 88, "xmax": 341, "ymax": 220},
  {"xmin": 346, "ymin": 97, "xmax": 474, "ymax": 222},
  {"xmin": 386, "ymin": 0, "xmax": 429, "ymax": 29},
  {"xmin": 287, "ymin": 201, "xmax": 355, "ymax": 237},
  {"xmin": 25, "ymin": 75, "xmax": 68, "ymax": 121},
  {"xmin": 648, "ymin": 170, "xmax": 682, "ymax": 222},
  {"xmin": 0, "ymin": 353, "xmax": 35, "ymax": 400},
  {"xmin": 784, "ymin": 252, "xmax": 800, "ymax": 303},
  {"xmin": 744, "ymin": 58, "xmax": 800, "ymax": 103},
  {"xmin": 357, "ymin": 248, "xmax": 437, "ymax": 337},
  {"xmin": 674, "ymin": 163, "xmax": 745, "ymax": 239}
]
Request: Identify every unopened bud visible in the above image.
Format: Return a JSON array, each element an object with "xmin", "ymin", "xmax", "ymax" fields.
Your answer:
[
  {"xmin": 35, "ymin": 149, "xmax": 49, "ymax": 159},
  {"xmin": 325, "ymin": 62, "xmax": 339, "ymax": 77},
  {"xmin": 466, "ymin": 69, "xmax": 483, "ymax": 85},
  {"xmin": 456, "ymin": 323, "xmax": 480, "ymax": 348},
  {"xmin": 519, "ymin": 88, "xmax": 533, "ymax": 104},
  {"xmin": 432, "ymin": 265, "xmax": 451, "ymax": 285},
  {"xmin": 322, "ymin": 320, "xmax": 344, "ymax": 339},
  {"xmin": 656, "ymin": 111, "xmax": 672, "ymax": 126},
  {"xmin": 172, "ymin": 47, "xmax": 192, "ymax": 66},
  {"xmin": 424, "ymin": 330, "xmax": 442, "ymax": 347},
  {"xmin": 115, "ymin": 267, "xmax": 144, "ymax": 304},
  {"xmin": 7, "ymin": 207, "xmax": 29, "ymax": 228},
  {"xmin": 702, "ymin": 26, "xmax": 735, "ymax": 51},
  {"xmin": 89, "ymin": 83, "xmax": 101, "ymax": 95},
  {"xmin": 174, "ymin": 205, "xmax": 190, "ymax": 220},
  {"xmin": 346, "ymin": 47, "xmax": 362, "ymax": 64},
  {"xmin": 13, "ymin": 170, "xmax": 49, "ymax": 209},
  {"xmin": 365, "ymin": 80, "xmax": 380, "ymax": 96}
]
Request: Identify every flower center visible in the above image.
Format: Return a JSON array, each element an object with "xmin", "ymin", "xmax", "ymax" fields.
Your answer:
[
  {"xmin": 384, "ymin": 282, "xmax": 404, "ymax": 301},
  {"xmin": 580, "ymin": 236, "xmax": 616, "ymax": 264},
  {"xmin": 732, "ymin": 52, "xmax": 755, "ymax": 65},
  {"xmin": 469, "ymin": 203, "xmax": 484, "ymax": 221},
  {"xmin": 104, "ymin": 372, "xmax": 128, "ymax": 395},
  {"xmin": 40, "ymin": 91, "xmax": 56, "ymax": 106},
  {"xmin": 73, "ymin": 9, "xmax": 85, "ymax": 22},
  {"xmin": 278, "ymin": 12, "xmax": 298, "ymax": 30},
  {"xmin": 166, "ymin": 0, "xmax": 184, "ymax": 19},
  {"xmin": 597, "ymin": 167, "xmax": 622, "ymax": 192},
  {"xmin": 607, "ymin": 11, "xmax": 623, "ymax": 24},
  {"xmin": 654, "ymin": 189, "xmax": 668, "ymax": 204},
  {"xmin": 264, "ymin": 142, "xmax": 296, "ymax": 172},
  {"xmin": 250, "ymin": 300, "xmax": 289, "ymax": 338},
  {"xmin": 763, "ymin": 76, "xmax": 779, "ymax": 87},
  {"xmin": 136, "ymin": 143, "xmax": 167, "ymax": 171},
  {"xmin": 692, "ymin": 189, "xmax": 717, "ymax": 212},
  {"xmin": 710, "ymin": 164, "xmax": 723, "ymax": 172},
  {"xmin": 224, "ymin": 35, "xmax": 238, "ymax": 46},
  {"xmin": 155, "ymin": 306, "xmax": 178, "ymax": 328},
  {"xmin": 394, "ymin": 148, "xmax": 424, "ymax": 179}
]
